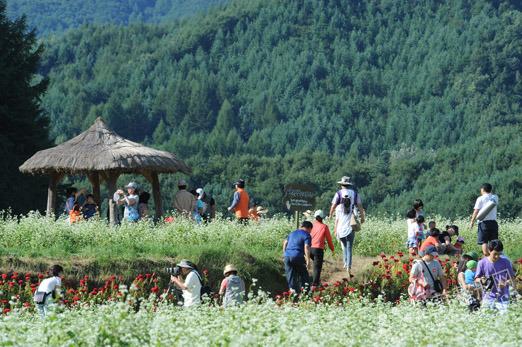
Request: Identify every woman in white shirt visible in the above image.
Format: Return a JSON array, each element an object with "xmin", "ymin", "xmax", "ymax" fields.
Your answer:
[{"xmin": 34, "ymin": 265, "xmax": 63, "ymax": 318}]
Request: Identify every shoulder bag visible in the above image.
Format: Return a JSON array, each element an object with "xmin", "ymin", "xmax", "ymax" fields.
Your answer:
[{"xmin": 421, "ymin": 260, "xmax": 443, "ymax": 293}]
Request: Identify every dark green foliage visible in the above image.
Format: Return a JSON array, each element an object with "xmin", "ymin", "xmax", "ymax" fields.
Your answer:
[
  {"xmin": 12, "ymin": 0, "xmax": 522, "ymax": 217},
  {"xmin": 0, "ymin": 1, "xmax": 50, "ymax": 213},
  {"xmin": 6, "ymin": 0, "xmax": 228, "ymax": 36}
]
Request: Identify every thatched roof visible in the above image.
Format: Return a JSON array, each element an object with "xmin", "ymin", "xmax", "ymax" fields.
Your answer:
[{"xmin": 19, "ymin": 118, "xmax": 191, "ymax": 175}]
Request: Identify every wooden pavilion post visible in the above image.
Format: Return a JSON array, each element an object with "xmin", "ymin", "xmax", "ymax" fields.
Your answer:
[
  {"xmin": 46, "ymin": 172, "xmax": 62, "ymax": 216},
  {"xmin": 103, "ymin": 171, "xmax": 120, "ymax": 225},
  {"xmin": 87, "ymin": 172, "xmax": 101, "ymax": 207},
  {"xmin": 150, "ymin": 172, "xmax": 163, "ymax": 221},
  {"xmin": 143, "ymin": 170, "xmax": 163, "ymax": 221}
]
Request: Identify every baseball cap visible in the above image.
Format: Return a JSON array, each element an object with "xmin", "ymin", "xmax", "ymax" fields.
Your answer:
[
  {"xmin": 314, "ymin": 210, "xmax": 325, "ymax": 219},
  {"xmin": 421, "ymin": 246, "xmax": 438, "ymax": 256},
  {"xmin": 177, "ymin": 179, "xmax": 187, "ymax": 186}
]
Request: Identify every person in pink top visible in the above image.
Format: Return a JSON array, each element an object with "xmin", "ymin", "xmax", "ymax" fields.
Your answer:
[{"xmin": 310, "ymin": 210, "xmax": 335, "ymax": 286}]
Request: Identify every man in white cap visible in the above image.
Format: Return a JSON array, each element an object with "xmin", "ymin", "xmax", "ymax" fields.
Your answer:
[
  {"xmin": 173, "ymin": 179, "xmax": 196, "ymax": 217},
  {"xmin": 170, "ymin": 260, "xmax": 202, "ymax": 307}
]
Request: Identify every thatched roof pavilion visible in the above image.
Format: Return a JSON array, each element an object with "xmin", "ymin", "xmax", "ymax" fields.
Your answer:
[{"xmin": 20, "ymin": 117, "xmax": 191, "ymax": 220}]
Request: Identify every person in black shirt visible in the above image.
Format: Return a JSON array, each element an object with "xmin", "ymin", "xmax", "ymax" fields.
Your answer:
[{"xmin": 439, "ymin": 225, "xmax": 459, "ymax": 255}]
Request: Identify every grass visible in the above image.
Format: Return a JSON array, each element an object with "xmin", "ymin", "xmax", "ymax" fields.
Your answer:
[{"xmin": 1, "ymin": 212, "xmax": 521, "ymax": 291}]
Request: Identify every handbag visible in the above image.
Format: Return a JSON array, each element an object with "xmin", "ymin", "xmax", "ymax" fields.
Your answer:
[
  {"xmin": 350, "ymin": 213, "xmax": 361, "ymax": 232},
  {"xmin": 421, "ymin": 260, "xmax": 443, "ymax": 293},
  {"xmin": 34, "ymin": 291, "xmax": 50, "ymax": 305}
]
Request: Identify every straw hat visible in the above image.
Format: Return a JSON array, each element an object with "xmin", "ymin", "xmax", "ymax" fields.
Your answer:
[
  {"xmin": 256, "ymin": 206, "xmax": 268, "ymax": 214},
  {"xmin": 223, "ymin": 264, "xmax": 238, "ymax": 275},
  {"xmin": 176, "ymin": 260, "xmax": 194, "ymax": 269},
  {"xmin": 337, "ymin": 176, "xmax": 353, "ymax": 186},
  {"xmin": 303, "ymin": 210, "xmax": 313, "ymax": 218}
]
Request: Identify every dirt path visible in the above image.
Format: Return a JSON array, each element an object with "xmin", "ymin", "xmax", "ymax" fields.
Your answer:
[{"xmin": 320, "ymin": 255, "xmax": 376, "ymax": 283}]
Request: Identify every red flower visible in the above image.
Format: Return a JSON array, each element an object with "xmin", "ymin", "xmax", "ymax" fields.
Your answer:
[
  {"xmin": 517, "ymin": 258, "xmax": 522, "ymax": 264},
  {"xmin": 322, "ymin": 282, "xmax": 329, "ymax": 288},
  {"xmin": 38, "ymin": 273, "xmax": 44, "ymax": 279},
  {"xmin": 396, "ymin": 271, "xmax": 403, "ymax": 276},
  {"xmin": 313, "ymin": 296, "xmax": 321, "ymax": 303},
  {"xmin": 73, "ymin": 296, "xmax": 80, "ymax": 301},
  {"xmin": 23, "ymin": 302, "xmax": 31, "ymax": 308},
  {"xmin": 3, "ymin": 308, "xmax": 11, "ymax": 314},
  {"xmin": 1, "ymin": 274, "xmax": 7, "ymax": 280},
  {"xmin": 380, "ymin": 253, "xmax": 386, "ymax": 258},
  {"xmin": 151, "ymin": 286, "xmax": 159, "ymax": 293},
  {"xmin": 334, "ymin": 281, "xmax": 341, "ymax": 287},
  {"xmin": 202, "ymin": 269, "xmax": 209, "ymax": 277},
  {"xmin": 145, "ymin": 273, "xmax": 152, "ymax": 279},
  {"xmin": 402, "ymin": 263, "xmax": 409, "ymax": 271},
  {"xmin": 397, "ymin": 251, "xmax": 404, "ymax": 257}
]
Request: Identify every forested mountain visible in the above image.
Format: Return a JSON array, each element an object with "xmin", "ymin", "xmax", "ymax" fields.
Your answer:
[
  {"xmin": 6, "ymin": 0, "xmax": 227, "ymax": 35},
  {"xmin": 20, "ymin": 0, "xmax": 522, "ymax": 217}
]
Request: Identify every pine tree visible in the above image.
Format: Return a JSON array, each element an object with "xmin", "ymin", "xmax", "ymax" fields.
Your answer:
[{"xmin": 0, "ymin": 1, "xmax": 50, "ymax": 213}]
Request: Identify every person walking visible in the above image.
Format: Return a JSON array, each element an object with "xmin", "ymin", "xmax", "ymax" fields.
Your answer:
[
  {"xmin": 329, "ymin": 176, "xmax": 365, "ymax": 276},
  {"xmin": 470, "ymin": 183, "xmax": 499, "ymax": 256},
  {"xmin": 310, "ymin": 210, "xmax": 334, "ymax": 286},
  {"xmin": 173, "ymin": 179, "xmax": 196, "ymax": 217},
  {"xmin": 227, "ymin": 179, "xmax": 250, "ymax": 223},
  {"xmin": 33, "ymin": 265, "xmax": 63, "ymax": 318},
  {"xmin": 283, "ymin": 221, "xmax": 312, "ymax": 294}
]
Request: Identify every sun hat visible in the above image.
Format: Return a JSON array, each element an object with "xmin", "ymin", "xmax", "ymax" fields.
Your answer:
[
  {"xmin": 421, "ymin": 246, "xmax": 438, "ymax": 257},
  {"xmin": 314, "ymin": 210, "xmax": 325, "ymax": 219},
  {"xmin": 466, "ymin": 260, "xmax": 478, "ymax": 270},
  {"xmin": 337, "ymin": 176, "xmax": 353, "ymax": 186},
  {"xmin": 223, "ymin": 264, "xmax": 238, "ymax": 275},
  {"xmin": 302, "ymin": 210, "xmax": 313, "ymax": 218},
  {"xmin": 125, "ymin": 182, "xmax": 138, "ymax": 190},
  {"xmin": 463, "ymin": 251, "xmax": 479, "ymax": 261},
  {"xmin": 177, "ymin": 179, "xmax": 187, "ymax": 186},
  {"xmin": 256, "ymin": 206, "xmax": 268, "ymax": 214},
  {"xmin": 176, "ymin": 260, "xmax": 194, "ymax": 269},
  {"xmin": 196, "ymin": 188, "xmax": 204, "ymax": 196}
]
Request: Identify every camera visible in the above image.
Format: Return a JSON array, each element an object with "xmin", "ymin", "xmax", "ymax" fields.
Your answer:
[{"xmin": 165, "ymin": 266, "xmax": 181, "ymax": 277}]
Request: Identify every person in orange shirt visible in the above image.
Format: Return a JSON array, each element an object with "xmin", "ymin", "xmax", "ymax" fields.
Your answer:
[
  {"xmin": 227, "ymin": 179, "xmax": 250, "ymax": 224},
  {"xmin": 310, "ymin": 210, "xmax": 335, "ymax": 286},
  {"xmin": 69, "ymin": 203, "xmax": 82, "ymax": 224},
  {"xmin": 419, "ymin": 228, "xmax": 442, "ymax": 253}
]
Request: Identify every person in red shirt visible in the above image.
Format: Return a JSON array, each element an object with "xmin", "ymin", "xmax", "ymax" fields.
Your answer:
[
  {"xmin": 310, "ymin": 210, "xmax": 335, "ymax": 286},
  {"xmin": 419, "ymin": 228, "xmax": 442, "ymax": 253}
]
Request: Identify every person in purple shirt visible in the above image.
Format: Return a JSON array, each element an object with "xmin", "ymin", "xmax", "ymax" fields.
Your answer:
[
  {"xmin": 283, "ymin": 221, "xmax": 312, "ymax": 294},
  {"xmin": 475, "ymin": 239, "xmax": 515, "ymax": 312}
]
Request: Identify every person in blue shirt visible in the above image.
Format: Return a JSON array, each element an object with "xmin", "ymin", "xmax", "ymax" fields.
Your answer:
[{"xmin": 283, "ymin": 221, "xmax": 312, "ymax": 294}]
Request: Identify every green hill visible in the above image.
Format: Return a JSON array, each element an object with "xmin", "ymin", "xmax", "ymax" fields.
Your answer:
[
  {"xmin": 22, "ymin": 0, "xmax": 522, "ymax": 217},
  {"xmin": 6, "ymin": 0, "xmax": 227, "ymax": 35}
]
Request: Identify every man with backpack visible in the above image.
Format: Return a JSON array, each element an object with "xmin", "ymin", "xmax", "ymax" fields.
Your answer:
[
  {"xmin": 329, "ymin": 176, "xmax": 365, "ymax": 276},
  {"xmin": 170, "ymin": 260, "xmax": 203, "ymax": 307}
]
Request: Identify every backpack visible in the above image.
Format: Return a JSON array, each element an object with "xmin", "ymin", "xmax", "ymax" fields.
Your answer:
[
  {"xmin": 192, "ymin": 270, "xmax": 212, "ymax": 299},
  {"xmin": 336, "ymin": 190, "xmax": 357, "ymax": 212}
]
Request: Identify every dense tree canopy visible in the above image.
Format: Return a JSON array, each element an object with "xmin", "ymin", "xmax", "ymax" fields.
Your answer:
[
  {"xmin": 0, "ymin": 1, "xmax": 50, "ymax": 213},
  {"xmin": 6, "ymin": 0, "xmax": 227, "ymax": 35},
  {"xmin": 7, "ymin": 0, "xmax": 522, "ymax": 218}
]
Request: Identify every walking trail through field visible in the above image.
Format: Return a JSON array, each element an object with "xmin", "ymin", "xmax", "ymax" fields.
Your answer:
[{"xmin": 320, "ymin": 255, "xmax": 376, "ymax": 283}]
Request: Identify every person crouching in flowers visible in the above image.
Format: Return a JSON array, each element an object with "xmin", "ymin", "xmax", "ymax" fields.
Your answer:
[
  {"xmin": 408, "ymin": 246, "xmax": 447, "ymax": 302},
  {"xmin": 33, "ymin": 265, "xmax": 63, "ymax": 318},
  {"xmin": 219, "ymin": 264, "xmax": 245, "ymax": 307}
]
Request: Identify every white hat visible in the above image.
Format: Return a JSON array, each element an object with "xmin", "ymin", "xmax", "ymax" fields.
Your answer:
[
  {"xmin": 314, "ymin": 210, "xmax": 325, "ymax": 219},
  {"xmin": 337, "ymin": 176, "xmax": 353, "ymax": 186},
  {"xmin": 125, "ymin": 182, "xmax": 138, "ymax": 190},
  {"xmin": 176, "ymin": 260, "xmax": 194, "ymax": 269},
  {"xmin": 196, "ymin": 188, "xmax": 204, "ymax": 196},
  {"xmin": 256, "ymin": 206, "xmax": 268, "ymax": 214},
  {"xmin": 223, "ymin": 264, "xmax": 238, "ymax": 275}
]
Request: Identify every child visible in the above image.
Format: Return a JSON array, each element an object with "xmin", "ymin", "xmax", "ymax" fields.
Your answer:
[
  {"xmin": 34, "ymin": 265, "xmax": 63, "ymax": 318},
  {"xmin": 407, "ymin": 214, "xmax": 426, "ymax": 256},
  {"xmin": 406, "ymin": 209, "xmax": 418, "ymax": 255},
  {"xmin": 219, "ymin": 264, "xmax": 245, "ymax": 307},
  {"xmin": 475, "ymin": 239, "xmax": 515, "ymax": 313},
  {"xmin": 427, "ymin": 221, "xmax": 436, "ymax": 234},
  {"xmin": 69, "ymin": 203, "xmax": 82, "ymax": 224},
  {"xmin": 464, "ymin": 260, "xmax": 481, "ymax": 311},
  {"xmin": 454, "ymin": 236, "xmax": 465, "ymax": 254},
  {"xmin": 82, "ymin": 194, "xmax": 98, "ymax": 220}
]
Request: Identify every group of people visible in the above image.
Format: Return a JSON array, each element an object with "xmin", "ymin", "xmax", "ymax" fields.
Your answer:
[
  {"xmin": 407, "ymin": 183, "xmax": 515, "ymax": 312},
  {"xmin": 64, "ymin": 187, "xmax": 99, "ymax": 223},
  {"xmin": 283, "ymin": 176, "xmax": 365, "ymax": 293}
]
